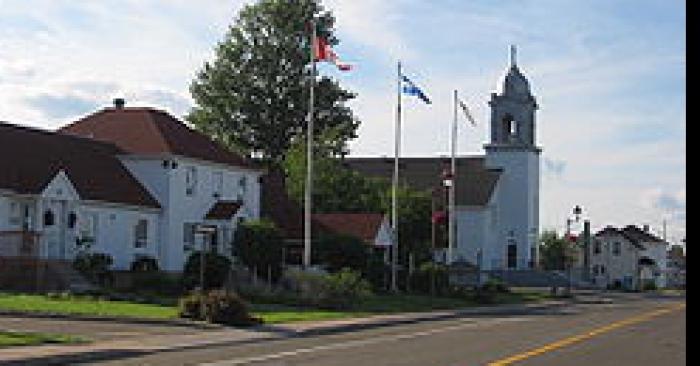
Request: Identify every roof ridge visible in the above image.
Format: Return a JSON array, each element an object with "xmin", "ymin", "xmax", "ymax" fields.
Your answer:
[{"xmin": 2, "ymin": 121, "xmax": 123, "ymax": 152}]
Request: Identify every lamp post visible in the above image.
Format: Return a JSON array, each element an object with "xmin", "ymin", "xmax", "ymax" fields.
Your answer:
[
  {"xmin": 442, "ymin": 168, "xmax": 454, "ymax": 265},
  {"xmin": 564, "ymin": 205, "xmax": 584, "ymax": 295}
]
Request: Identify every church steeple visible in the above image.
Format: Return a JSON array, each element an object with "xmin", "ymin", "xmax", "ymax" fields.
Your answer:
[{"xmin": 486, "ymin": 46, "xmax": 539, "ymax": 149}]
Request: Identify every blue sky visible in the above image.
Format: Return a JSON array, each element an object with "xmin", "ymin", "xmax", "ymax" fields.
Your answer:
[{"xmin": 0, "ymin": 0, "xmax": 685, "ymax": 245}]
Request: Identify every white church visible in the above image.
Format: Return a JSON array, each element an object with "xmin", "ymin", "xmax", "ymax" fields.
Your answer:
[{"xmin": 346, "ymin": 47, "xmax": 541, "ymax": 271}]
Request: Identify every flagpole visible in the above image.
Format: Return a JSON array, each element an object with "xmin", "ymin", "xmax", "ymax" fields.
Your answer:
[
  {"xmin": 304, "ymin": 19, "xmax": 316, "ymax": 269},
  {"xmin": 391, "ymin": 60, "xmax": 402, "ymax": 293},
  {"xmin": 449, "ymin": 90, "xmax": 457, "ymax": 265}
]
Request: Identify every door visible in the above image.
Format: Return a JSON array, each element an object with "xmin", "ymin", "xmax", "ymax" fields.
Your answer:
[{"xmin": 43, "ymin": 200, "xmax": 67, "ymax": 259}]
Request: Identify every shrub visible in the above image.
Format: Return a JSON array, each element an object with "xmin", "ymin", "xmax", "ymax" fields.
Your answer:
[
  {"xmin": 72, "ymin": 252, "xmax": 113, "ymax": 286},
  {"xmin": 233, "ymin": 220, "xmax": 285, "ymax": 282},
  {"xmin": 130, "ymin": 256, "xmax": 159, "ymax": 272},
  {"xmin": 282, "ymin": 268, "xmax": 372, "ymax": 309},
  {"xmin": 320, "ymin": 268, "xmax": 372, "ymax": 309},
  {"xmin": 182, "ymin": 252, "xmax": 232, "ymax": 290},
  {"xmin": 178, "ymin": 290, "xmax": 260, "ymax": 326},
  {"xmin": 480, "ymin": 278, "xmax": 509, "ymax": 293},
  {"xmin": 131, "ymin": 272, "xmax": 182, "ymax": 296},
  {"xmin": 409, "ymin": 262, "xmax": 450, "ymax": 295},
  {"xmin": 642, "ymin": 280, "xmax": 658, "ymax": 291},
  {"xmin": 314, "ymin": 234, "xmax": 368, "ymax": 273}
]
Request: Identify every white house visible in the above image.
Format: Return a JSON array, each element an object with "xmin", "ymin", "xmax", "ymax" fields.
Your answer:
[
  {"xmin": 59, "ymin": 101, "xmax": 264, "ymax": 272},
  {"xmin": 345, "ymin": 47, "xmax": 540, "ymax": 271},
  {"xmin": 0, "ymin": 101, "xmax": 263, "ymax": 274},
  {"xmin": 591, "ymin": 225, "xmax": 669, "ymax": 289}
]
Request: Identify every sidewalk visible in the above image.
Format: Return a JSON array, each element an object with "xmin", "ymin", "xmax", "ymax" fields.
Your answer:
[{"xmin": 0, "ymin": 299, "xmax": 571, "ymax": 364}]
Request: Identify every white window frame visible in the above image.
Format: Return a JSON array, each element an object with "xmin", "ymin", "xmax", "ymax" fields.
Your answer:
[{"xmin": 134, "ymin": 219, "xmax": 148, "ymax": 248}]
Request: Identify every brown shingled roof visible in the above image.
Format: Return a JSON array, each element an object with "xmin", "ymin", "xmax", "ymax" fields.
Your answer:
[
  {"xmin": 0, "ymin": 122, "xmax": 159, "ymax": 209},
  {"xmin": 312, "ymin": 213, "xmax": 385, "ymax": 243},
  {"xmin": 60, "ymin": 107, "xmax": 256, "ymax": 169},
  {"xmin": 343, "ymin": 157, "xmax": 502, "ymax": 206}
]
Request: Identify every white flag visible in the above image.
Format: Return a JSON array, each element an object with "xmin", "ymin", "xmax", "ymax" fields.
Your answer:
[{"xmin": 457, "ymin": 99, "xmax": 477, "ymax": 126}]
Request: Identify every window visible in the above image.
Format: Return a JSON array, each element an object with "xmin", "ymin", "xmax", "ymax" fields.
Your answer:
[
  {"xmin": 67, "ymin": 212, "xmax": 77, "ymax": 229},
  {"xmin": 183, "ymin": 223, "xmax": 196, "ymax": 252},
  {"xmin": 134, "ymin": 219, "xmax": 148, "ymax": 248},
  {"xmin": 185, "ymin": 166, "xmax": 197, "ymax": 196},
  {"xmin": 613, "ymin": 242, "xmax": 621, "ymax": 256},
  {"xmin": 213, "ymin": 171, "xmax": 224, "ymax": 197},
  {"xmin": 594, "ymin": 241, "xmax": 601, "ymax": 255},
  {"xmin": 43, "ymin": 210, "xmax": 55, "ymax": 226},
  {"xmin": 507, "ymin": 243, "xmax": 517, "ymax": 269},
  {"xmin": 79, "ymin": 212, "xmax": 98, "ymax": 244},
  {"xmin": 8, "ymin": 202, "xmax": 20, "ymax": 226}
]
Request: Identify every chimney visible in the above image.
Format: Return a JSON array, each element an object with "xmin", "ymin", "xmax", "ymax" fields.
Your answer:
[{"xmin": 113, "ymin": 98, "xmax": 126, "ymax": 110}]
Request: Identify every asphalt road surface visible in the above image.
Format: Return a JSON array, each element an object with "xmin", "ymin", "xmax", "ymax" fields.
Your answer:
[{"xmin": 24, "ymin": 294, "xmax": 690, "ymax": 366}]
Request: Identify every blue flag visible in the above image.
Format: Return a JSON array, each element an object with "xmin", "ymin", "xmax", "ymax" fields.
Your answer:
[{"xmin": 401, "ymin": 74, "xmax": 431, "ymax": 104}]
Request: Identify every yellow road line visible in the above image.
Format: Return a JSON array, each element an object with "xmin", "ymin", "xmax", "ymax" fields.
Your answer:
[{"xmin": 487, "ymin": 302, "xmax": 686, "ymax": 366}]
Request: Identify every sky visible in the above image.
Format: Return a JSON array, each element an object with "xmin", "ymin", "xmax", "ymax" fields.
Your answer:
[{"xmin": 0, "ymin": 0, "xmax": 686, "ymax": 246}]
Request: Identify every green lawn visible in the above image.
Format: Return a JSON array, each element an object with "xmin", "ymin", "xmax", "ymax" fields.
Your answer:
[
  {"xmin": 0, "ymin": 331, "xmax": 87, "ymax": 348},
  {"xmin": 0, "ymin": 290, "xmax": 552, "ymax": 325},
  {"xmin": 0, "ymin": 293, "xmax": 178, "ymax": 319}
]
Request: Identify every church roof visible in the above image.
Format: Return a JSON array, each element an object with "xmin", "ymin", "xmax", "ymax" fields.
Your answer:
[{"xmin": 342, "ymin": 156, "xmax": 502, "ymax": 207}]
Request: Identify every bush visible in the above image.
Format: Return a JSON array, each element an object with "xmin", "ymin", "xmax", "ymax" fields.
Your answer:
[
  {"xmin": 73, "ymin": 252, "xmax": 113, "ymax": 286},
  {"xmin": 409, "ymin": 262, "xmax": 450, "ymax": 295},
  {"xmin": 234, "ymin": 220, "xmax": 285, "ymax": 282},
  {"xmin": 480, "ymin": 278, "xmax": 509, "ymax": 293},
  {"xmin": 283, "ymin": 268, "xmax": 372, "ymax": 310},
  {"xmin": 642, "ymin": 280, "xmax": 658, "ymax": 291},
  {"xmin": 182, "ymin": 252, "xmax": 232, "ymax": 290},
  {"xmin": 314, "ymin": 234, "xmax": 368, "ymax": 273},
  {"xmin": 178, "ymin": 290, "xmax": 261, "ymax": 326},
  {"xmin": 130, "ymin": 272, "xmax": 182, "ymax": 296},
  {"xmin": 130, "ymin": 256, "xmax": 159, "ymax": 272}
]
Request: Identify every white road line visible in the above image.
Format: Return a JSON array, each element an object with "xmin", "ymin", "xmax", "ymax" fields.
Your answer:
[{"xmin": 200, "ymin": 317, "xmax": 531, "ymax": 366}]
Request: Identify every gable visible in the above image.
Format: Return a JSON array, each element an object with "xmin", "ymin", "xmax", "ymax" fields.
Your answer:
[{"xmin": 41, "ymin": 170, "xmax": 80, "ymax": 201}]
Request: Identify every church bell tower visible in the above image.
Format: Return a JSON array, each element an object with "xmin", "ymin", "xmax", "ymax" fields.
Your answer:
[{"xmin": 484, "ymin": 46, "xmax": 541, "ymax": 270}]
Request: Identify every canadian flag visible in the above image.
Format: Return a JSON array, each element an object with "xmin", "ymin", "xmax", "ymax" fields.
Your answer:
[{"xmin": 313, "ymin": 36, "xmax": 353, "ymax": 71}]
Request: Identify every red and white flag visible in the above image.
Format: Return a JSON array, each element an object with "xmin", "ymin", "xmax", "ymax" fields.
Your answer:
[{"xmin": 313, "ymin": 36, "xmax": 353, "ymax": 71}]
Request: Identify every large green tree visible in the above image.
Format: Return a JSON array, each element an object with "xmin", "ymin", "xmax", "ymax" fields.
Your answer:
[{"xmin": 187, "ymin": 0, "xmax": 359, "ymax": 165}]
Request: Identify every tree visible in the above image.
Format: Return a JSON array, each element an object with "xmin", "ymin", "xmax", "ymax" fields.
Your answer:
[
  {"xmin": 233, "ymin": 219, "xmax": 285, "ymax": 281},
  {"xmin": 182, "ymin": 252, "xmax": 232, "ymax": 290},
  {"xmin": 539, "ymin": 230, "xmax": 577, "ymax": 270},
  {"xmin": 283, "ymin": 136, "xmax": 434, "ymax": 270},
  {"xmin": 188, "ymin": 0, "xmax": 359, "ymax": 165}
]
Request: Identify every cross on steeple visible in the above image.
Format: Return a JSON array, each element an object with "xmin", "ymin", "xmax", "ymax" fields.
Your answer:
[{"xmin": 510, "ymin": 45, "xmax": 517, "ymax": 67}]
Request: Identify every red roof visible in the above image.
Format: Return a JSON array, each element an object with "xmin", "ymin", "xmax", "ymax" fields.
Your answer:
[
  {"xmin": 60, "ymin": 107, "xmax": 256, "ymax": 169},
  {"xmin": 0, "ymin": 122, "xmax": 159, "ymax": 208},
  {"xmin": 312, "ymin": 213, "xmax": 386, "ymax": 243},
  {"xmin": 205, "ymin": 201, "xmax": 242, "ymax": 220}
]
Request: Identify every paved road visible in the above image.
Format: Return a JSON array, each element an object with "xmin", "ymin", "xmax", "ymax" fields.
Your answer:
[{"xmin": 65, "ymin": 294, "xmax": 683, "ymax": 366}]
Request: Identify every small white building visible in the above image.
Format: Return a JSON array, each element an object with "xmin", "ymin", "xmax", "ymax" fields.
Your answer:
[
  {"xmin": 591, "ymin": 225, "xmax": 669, "ymax": 289},
  {"xmin": 0, "ymin": 102, "xmax": 263, "ymax": 273}
]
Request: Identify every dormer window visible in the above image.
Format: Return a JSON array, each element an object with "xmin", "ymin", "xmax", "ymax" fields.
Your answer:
[{"xmin": 185, "ymin": 166, "xmax": 197, "ymax": 196}]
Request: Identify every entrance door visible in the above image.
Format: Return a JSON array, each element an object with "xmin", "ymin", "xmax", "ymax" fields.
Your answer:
[
  {"xmin": 44, "ymin": 200, "xmax": 67, "ymax": 259},
  {"xmin": 507, "ymin": 244, "xmax": 517, "ymax": 269}
]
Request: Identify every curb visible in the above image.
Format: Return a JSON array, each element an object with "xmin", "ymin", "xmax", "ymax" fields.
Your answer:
[{"xmin": 280, "ymin": 300, "xmax": 573, "ymax": 337}]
